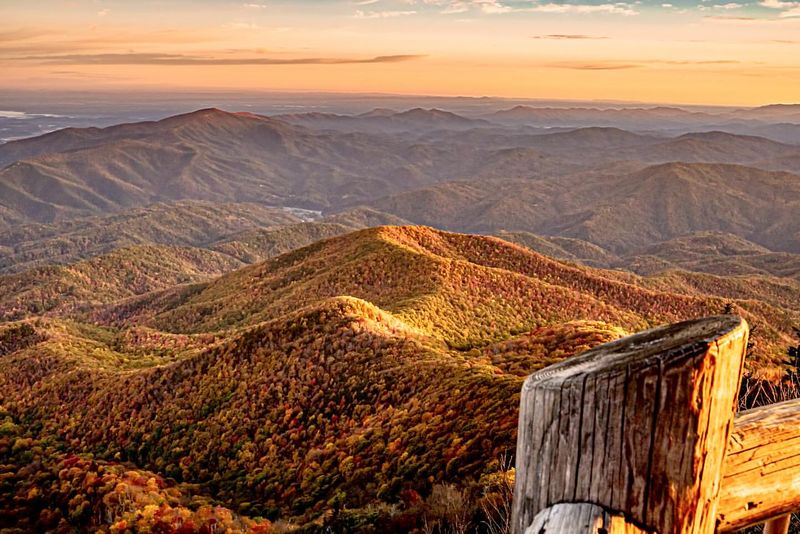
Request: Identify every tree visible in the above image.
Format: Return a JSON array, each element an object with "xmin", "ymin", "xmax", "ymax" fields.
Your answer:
[{"xmin": 787, "ymin": 327, "xmax": 800, "ymax": 370}]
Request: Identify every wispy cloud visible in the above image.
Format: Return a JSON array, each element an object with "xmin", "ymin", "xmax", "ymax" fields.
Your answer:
[
  {"xmin": 10, "ymin": 52, "xmax": 426, "ymax": 66},
  {"xmin": 760, "ymin": 0, "xmax": 800, "ymax": 17},
  {"xmin": 0, "ymin": 29, "xmax": 222, "ymax": 56},
  {"xmin": 549, "ymin": 61, "xmax": 641, "ymax": 70},
  {"xmin": 0, "ymin": 29, "xmax": 50, "ymax": 42},
  {"xmin": 651, "ymin": 59, "xmax": 740, "ymax": 64},
  {"xmin": 547, "ymin": 58, "xmax": 742, "ymax": 70},
  {"xmin": 704, "ymin": 14, "xmax": 758, "ymax": 19},
  {"xmin": 354, "ymin": 9, "xmax": 417, "ymax": 18},
  {"xmin": 223, "ymin": 21, "xmax": 260, "ymax": 29},
  {"xmin": 531, "ymin": 34, "xmax": 608, "ymax": 39},
  {"xmin": 439, "ymin": 1, "xmax": 471, "ymax": 14},
  {"xmin": 525, "ymin": 3, "xmax": 638, "ymax": 15},
  {"xmin": 423, "ymin": 0, "xmax": 638, "ymax": 15}
]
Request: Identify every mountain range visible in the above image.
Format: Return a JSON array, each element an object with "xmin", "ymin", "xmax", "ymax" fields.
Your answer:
[
  {"xmin": 1, "ymin": 104, "xmax": 800, "ymax": 532},
  {"xmin": 2, "ymin": 226, "xmax": 798, "ymax": 532}
]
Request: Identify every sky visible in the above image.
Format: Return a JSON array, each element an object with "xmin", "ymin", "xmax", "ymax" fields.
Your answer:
[{"xmin": 1, "ymin": 0, "xmax": 799, "ymax": 105}]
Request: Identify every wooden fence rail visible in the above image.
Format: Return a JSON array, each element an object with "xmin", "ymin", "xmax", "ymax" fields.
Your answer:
[{"xmin": 511, "ymin": 316, "xmax": 800, "ymax": 534}]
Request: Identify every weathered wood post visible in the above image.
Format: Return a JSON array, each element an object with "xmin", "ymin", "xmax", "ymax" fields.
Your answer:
[
  {"xmin": 718, "ymin": 396, "xmax": 800, "ymax": 532},
  {"xmin": 512, "ymin": 316, "xmax": 748, "ymax": 534},
  {"xmin": 763, "ymin": 515, "xmax": 791, "ymax": 534}
]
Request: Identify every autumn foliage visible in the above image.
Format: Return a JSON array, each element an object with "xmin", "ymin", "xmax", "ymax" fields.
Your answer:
[{"xmin": 1, "ymin": 226, "xmax": 798, "ymax": 531}]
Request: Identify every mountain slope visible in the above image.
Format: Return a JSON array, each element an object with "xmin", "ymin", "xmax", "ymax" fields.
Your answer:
[
  {"xmin": 0, "ymin": 298, "xmax": 529, "ymax": 527},
  {"xmin": 367, "ymin": 163, "xmax": 800, "ymax": 253},
  {"xmin": 209, "ymin": 222, "xmax": 356, "ymax": 264},
  {"xmin": 5, "ymin": 107, "xmax": 798, "ymax": 235},
  {"xmin": 496, "ymin": 230, "xmax": 619, "ymax": 267},
  {"xmin": 275, "ymin": 107, "xmax": 493, "ymax": 134},
  {"xmin": 0, "ymin": 109, "xmax": 459, "ymax": 225},
  {"xmin": 620, "ymin": 232, "xmax": 800, "ymax": 280},
  {"xmin": 0, "ymin": 244, "xmax": 242, "ymax": 321},
  {"xmin": 617, "ymin": 131, "xmax": 800, "ymax": 169},
  {"xmin": 0, "ymin": 200, "xmax": 301, "ymax": 273},
  {"xmin": 1, "ymin": 225, "xmax": 797, "ymax": 532},
  {"xmin": 490, "ymin": 105, "xmax": 719, "ymax": 128},
  {"xmin": 84, "ymin": 226, "xmax": 797, "ymax": 361}
]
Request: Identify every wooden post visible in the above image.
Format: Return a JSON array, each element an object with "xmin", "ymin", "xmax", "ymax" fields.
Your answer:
[
  {"xmin": 527, "ymin": 503, "xmax": 649, "ymax": 534},
  {"xmin": 763, "ymin": 514, "xmax": 791, "ymax": 534},
  {"xmin": 718, "ymin": 397, "xmax": 800, "ymax": 531},
  {"xmin": 511, "ymin": 316, "xmax": 748, "ymax": 534}
]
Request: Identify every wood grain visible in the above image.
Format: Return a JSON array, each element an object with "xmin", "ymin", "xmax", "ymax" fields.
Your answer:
[
  {"xmin": 763, "ymin": 514, "xmax": 791, "ymax": 534},
  {"xmin": 717, "ymin": 398, "xmax": 800, "ymax": 532},
  {"xmin": 511, "ymin": 316, "xmax": 748, "ymax": 534},
  {"xmin": 526, "ymin": 503, "xmax": 651, "ymax": 534}
]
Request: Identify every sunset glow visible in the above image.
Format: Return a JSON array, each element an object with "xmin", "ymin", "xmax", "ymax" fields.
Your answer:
[{"xmin": 2, "ymin": 1, "xmax": 800, "ymax": 105}]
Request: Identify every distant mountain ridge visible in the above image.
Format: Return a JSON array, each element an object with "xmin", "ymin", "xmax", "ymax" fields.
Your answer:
[
  {"xmin": 1, "ymin": 99, "xmax": 800, "ymax": 533},
  {"xmin": 2, "ymin": 108, "xmax": 798, "ymax": 233},
  {"xmin": 0, "ymin": 108, "xmax": 583, "ymax": 227},
  {"xmin": 368, "ymin": 162, "xmax": 800, "ymax": 253},
  {"xmin": 273, "ymin": 107, "xmax": 494, "ymax": 134},
  {"xmin": 0, "ymin": 108, "xmax": 461, "ymax": 225},
  {"xmin": 2, "ymin": 106, "xmax": 799, "ymax": 268}
]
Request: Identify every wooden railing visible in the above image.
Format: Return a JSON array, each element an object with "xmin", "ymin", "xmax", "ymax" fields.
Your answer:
[{"xmin": 511, "ymin": 316, "xmax": 800, "ymax": 534}]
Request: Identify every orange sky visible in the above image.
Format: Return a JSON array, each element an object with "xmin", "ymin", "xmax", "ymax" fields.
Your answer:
[{"xmin": 2, "ymin": 0, "xmax": 799, "ymax": 105}]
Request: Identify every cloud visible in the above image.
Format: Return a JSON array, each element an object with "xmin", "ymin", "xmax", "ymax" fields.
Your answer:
[
  {"xmin": 48, "ymin": 69, "xmax": 125, "ymax": 80},
  {"xmin": 439, "ymin": 1, "xmax": 471, "ymax": 13},
  {"xmin": 759, "ymin": 0, "xmax": 800, "ymax": 16},
  {"xmin": 531, "ymin": 34, "xmax": 608, "ymax": 39},
  {"xmin": 549, "ymin": 61, "xmax": 642, "ymax": 70},
  {"xmin": 0, "ymin": 29, "xmax": 50, "ymax": 42},
  {"xmin": 525, "ymin": 3, "xmax": 638, "ymax": 15},
  {"xmin": 406, "ymin": 0, "xmax": 637, "ymax": 15},
  {"xmin": 0, "ymin": 29, "xmax": 222, "ymax": 56},
  {"xmin": 242, "ymin": 3, "xmax": 268, "ymax": 8},
  {"xmin": 474, "ymin": 0, "xmax": 513, "ymax": 13},
  {"xmin": 546, "ymin": 58, "xmax": 742, "ymax": 70},
  {"xmin": 354, "ymin": 9, "xmax": 417, "ymax": 17},
  {"xmin": 10, "ymin": 52, "xmax": 426, "ymax": 66},
  {"xmin": 760, "ymin": 0, "xmax": 794, "ymax": 7},
  {"xmin": 223, "ymin": 22, "xmax": 260, "ymax": 29},
  {"xmin": 97, "ymin": 8, "xmax": 110, "ymax": 17},
  {"xmin": 704, "ymin": 14, "xmax": 757, "ymax": 18},
  {"xmin": 651, "ymin": 59, "xmax": 740, "ymax": 64}
]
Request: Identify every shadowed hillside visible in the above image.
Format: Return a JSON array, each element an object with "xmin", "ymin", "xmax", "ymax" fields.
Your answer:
[
  {"xmin": 0, "ymin": 201, "xmax": 301, "ymax": 273},
  {"xmin": 0, "ymin": 245, "xmax": 242, "ymax": 321},
  {"xmin": 0, "ymin": 109, "xmax": 451, "ymax": 225},
  {"xmin": 368, "ymin": 163, "xmax": 800, "ymax": 253}
]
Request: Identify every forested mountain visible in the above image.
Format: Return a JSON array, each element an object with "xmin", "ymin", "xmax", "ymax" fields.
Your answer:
[
  {"xmin": 3, "ymin": 226, "xmax": 799, "ymax": 532},
  {"xmin": 0, "ymin": 201, "xmax": 301, "ymax": 273},
  {"xmin": 368, "ymin": 163, "xmax": 800, "ymax": 253},
  {"xmin": 1, "ymin": 103, "xmax": 800, "ymax": 533},
  {"xmin": 2, "ymin": 108, "xmax": 799, "ymax": 234}
]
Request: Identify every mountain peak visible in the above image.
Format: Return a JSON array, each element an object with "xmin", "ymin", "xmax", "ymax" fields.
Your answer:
[
  {"xmin": 180, "ymin": 107, "xmax": 231, "ymax": 118},
  {"xmin": 158, "ymin": 107, "xmax": 276, "ymax": 126},
  {"xmin": 358, "ymin": 108, "xmax": 398, "ymax": 118}
]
